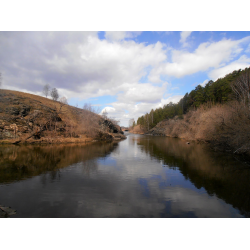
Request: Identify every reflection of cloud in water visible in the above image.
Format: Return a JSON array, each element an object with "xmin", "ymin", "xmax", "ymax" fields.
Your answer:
[
  {"xmin": 60, "ymin": 136, "xmax": 242, "ymax": 217},
  {"xmin": 154, "ymin": 185, "xmax": 243, "ymax": 218},
  {"xmin": 0, "ymin": 134, "xmax": 247, "ymax": 217}
]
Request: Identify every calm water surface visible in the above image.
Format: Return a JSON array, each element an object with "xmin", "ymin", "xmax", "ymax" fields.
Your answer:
[{"xmin": 1, "ymin": 133, "xmax": 250, "ymax": 218}]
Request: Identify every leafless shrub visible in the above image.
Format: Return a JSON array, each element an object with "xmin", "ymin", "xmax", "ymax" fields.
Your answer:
[
  {"xmin": 59, "ymin": 96, "xmax": 68, "ymax": 105},
  {"xmin": 81, "ymin": 108, "xmax": 101, "ymax": 138},
  {"xmin": 43, "ymin": 84, "xmax": 50, "ymax": 98},
  {"xmin": 109, "ymin": 117, "xmax": 120, "ymax": 126},
  {"xmin": 162, "ymin": 100, "xmax": 250, "ymax": 154},
  {"xmin": 83, "ymin": 103, "xmax": 101, "ymax": 114},
  {"xmin": 231, "ymin": 70, "xmax": 250, "ymax": 107},
  {"xmin": 130, "ymin": 125, "xmax": 146, "ymax": 134},
  {"xmin": 50, "ymin": 88, "xmax": 59, "ymax": 101}
]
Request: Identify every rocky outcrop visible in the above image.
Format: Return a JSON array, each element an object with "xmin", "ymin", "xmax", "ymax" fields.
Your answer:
[
  {"xmin": 0, "ymin": 90, "xmax": 126, "ymax": 144},
  {"xmin": 144, "ymin": 128, "xmax": 166, "ymax": 136},
  {"xmin": 98, "ymin": 119, "xmax": 126, "ymax": 141},
  {"xmin": 100, "ymin": 119, "xmax": 124, "ymax": 134},
  {"xmin": 144, "ymin": 119, "xmax": 168, "ymax": 136},
  {"xmin": 0, "ymin": 205, "xmax": 16, "ymax": 218}
]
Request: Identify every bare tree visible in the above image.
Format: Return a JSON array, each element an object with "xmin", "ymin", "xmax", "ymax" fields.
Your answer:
[
  {"xmin": 59, "ymin": 96, "xmax": 68, "ymax": 105},
  {"xmin": 109, "ymin": 117, "xmax": 120, "ymax": 125},
  {"xmin": 231, "ymin": 69, "xmax": 250, "ymax": 107},
  {"xmin": 129, "ymin": 118, "xmax": 135, "ymax": 128},
  {"xmin": 83, "ymin": 103, "xmax": 101, "ymax": 114},
  {"xmin": 81, "ymin": 104, "xmax": 102, "ymax": 137},
  {"xmin": 102, "ymin": 109, "xmax": 108, "ymax": 119},
  {"xmin": 51, "ymin": 88, "xmax": 59, "ymax": 101},
  {"xmin": 43, "ymin": 84, "xmax": 50, "ymax": 98},
  {"xmin": 0, "ymin": 72, "xmax": 2, "ymax": 88},
  {"xmin": 83, "ymin": 103, "xmax": 92, "ymax": 111}
]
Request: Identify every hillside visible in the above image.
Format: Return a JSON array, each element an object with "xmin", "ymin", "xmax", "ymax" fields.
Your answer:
[
  {"xmin": 129, "ymin": 124, "xmax": 146, "ymax": 134},
  {"xmin": 137, "ymin": 67, "xmax": 250, "ymax": 130},
  {"xmin": 136, "ymin": 67, "xmax": 250, "ymax": 156},
  {"xmin": 0, "ymin": 89, "xmax": 126, "ymax": 144},
  {"xmin": 145, "ymin": 101, "xmax": 250, "ymax": 155}
]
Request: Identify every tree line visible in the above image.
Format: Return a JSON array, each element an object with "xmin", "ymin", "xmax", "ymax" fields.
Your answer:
[{"xmin": 136, "ymin": 67, "xmax": 250, "ymax": 130}]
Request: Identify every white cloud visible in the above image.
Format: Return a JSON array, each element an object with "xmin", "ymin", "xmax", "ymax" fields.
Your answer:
[
  {"xmin": 200, "ymin": 79, "xmax": 209, "ymax": 87},
  {"xmin": 116, "ymin": 82, "xmax": 168, "ymax": 104},
  {"xmin": 246, "ymin": 43, "xmax": 250, "ymax": 53},
  {"xmin": 179, "ymin": 31, "xmax": 192, "ymax": 47},
  {"xmin": 105, "ymin": 31, "xmax": 142, "ymax": 41},
  {"xmin": 208, "ymin": 55, "xmax": 250, "ymax": 80},
  {"xmin": 100, "ymin": 92, "xmax": 183, "ymax": 126},
  {"xmin": 160, "ymin": 95, "xmax": 183, "ymax": 106},
  {"xmin": 0, "ymin": 32, "xmax": 167, "ymax": 99},
  {"xmin": 97, "ymin": 81, "xmax": 182, "ymax": 126},
  {"xmin": 149, "ymin": 36, "xmax": 250, "ymax": 79}
]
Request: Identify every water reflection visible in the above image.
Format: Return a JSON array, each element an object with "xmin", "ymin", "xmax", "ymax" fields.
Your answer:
[
  {"xmin": 134, "ymin": 135, "xmax": 250, "ymax": 217},
  {"xmin": 0, "ymin": 135, "xmax": 249, "ymax": 218},
  {"xmin": 0, "ymin": 142, "xmax": 117, "ymax": 184}
]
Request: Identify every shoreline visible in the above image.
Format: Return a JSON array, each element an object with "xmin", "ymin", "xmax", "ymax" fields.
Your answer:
[
  {"xmin": 0, "ymin": 133, "xmax": 127, "ymax": 145},
  {"xmin": 130, "ymin": 131, "xmax": 249, "ymax": 157}
]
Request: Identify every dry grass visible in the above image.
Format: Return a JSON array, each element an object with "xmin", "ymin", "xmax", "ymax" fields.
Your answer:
[
  {"xmin": 130, "ymin": 125, "xmax": 146, "ymax": 134},
  {"xmin": 0, "ymin": 89, "xmax": 102, "ymax": 140},
  {"xmin": 1, "ymin": 89, "xmax": 100, "ymax": 125},
  {"xmin": 152, "ymin": 101, "xmax": 250, "ymax": 155}
]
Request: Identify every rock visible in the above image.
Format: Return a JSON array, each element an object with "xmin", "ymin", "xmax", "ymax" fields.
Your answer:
[
  {"xmin": 5, "ymin": 106, "xmax": 20, "ymax": 116},
  {"xmin": 19, "ymin": 126, "xmax": 29, "ymax": 133},
  {"xmin": 13, "ymin": 100, "xmax": 20, "ymax": 105},
  {"xmin": 32, "ymin": 110, "xmax": 42, "ymax": 118},
  {"xmin": 100, "ymin": 119, "xmax": 123, "ymax": 134},
  {"xmin": 20, "ymin": 105, "xmax": 30, "ymax": 116},
  {"xmin": 112, "ymin": 133, "xmax": 126, "ymax": 140},
  {"xmin": 0, "ymin": 205, "xmax": 17, "ymax": 217},
  {"xmin": 10, "ymin": 123, "xmax": 18, "ymax": 131},
  {"xmin": 96, "ymin": 131, "xmax": 113, "ymax": 141}
]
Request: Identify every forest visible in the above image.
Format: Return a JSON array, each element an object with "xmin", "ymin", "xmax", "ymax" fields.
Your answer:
[{"xmin": 137, "ymin": 67, "xmax": 250, "ymax": 130}]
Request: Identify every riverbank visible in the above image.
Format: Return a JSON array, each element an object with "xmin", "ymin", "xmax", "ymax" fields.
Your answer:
[
  {"xmin": 0, "ymin": 132, "xmax": 126, "ymax": 145},
  {"xmin": 144, "ymin": 101, "xmax": 250, "ymax": 156}
]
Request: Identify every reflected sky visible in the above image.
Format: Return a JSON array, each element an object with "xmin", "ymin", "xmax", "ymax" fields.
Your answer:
[{"xmin": 0, "ymin": 135, "xmax": 249, "ymax": 218}]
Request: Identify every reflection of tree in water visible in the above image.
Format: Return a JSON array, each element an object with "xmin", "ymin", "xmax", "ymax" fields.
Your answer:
[
  {"xmin": 80, "ymin": 143, "xmax": 120, "ymax": 176},
  {"xmin": 40, "ymin": 169, "xmax": 61, "ymax": 187},
  {"xmin": 136, "ymin": 136, "xmax": 250, "ymax": 217},
  {"xmin": 0, "ymin": 142, "xmax": 116, "ymax": 184}
]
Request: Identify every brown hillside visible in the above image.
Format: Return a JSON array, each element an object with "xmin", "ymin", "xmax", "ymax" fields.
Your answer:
[
  {"xmin": 0, "ymin": 89, "xmax": 125, "ymax": 144},
  {"xmin": 129, "ymin": 125, "xmax": 146, "ymax": 134}
]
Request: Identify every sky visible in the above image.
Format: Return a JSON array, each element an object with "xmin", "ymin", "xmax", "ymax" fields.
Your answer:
[{"xmin": 1, "ymin": 31, "xmax": 250, "ymax": 126}]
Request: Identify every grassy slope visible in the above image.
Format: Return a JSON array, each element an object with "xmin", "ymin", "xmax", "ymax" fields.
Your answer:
[
  {"xmin": 0, "ymin": 89, "xmax": 101, "ymax": 143},
  {"xmin": 0, "ymin": 89, "xmax": 91, "ymax": 124}
]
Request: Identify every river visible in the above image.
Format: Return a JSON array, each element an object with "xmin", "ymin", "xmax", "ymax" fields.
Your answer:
[{"xmin": 0, "ymin": 133, "xmax": 250, "ymax": 218}]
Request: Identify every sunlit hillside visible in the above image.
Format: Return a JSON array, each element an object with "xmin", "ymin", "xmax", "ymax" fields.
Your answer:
[{"xmin": 0, "ymin": 89, "xmax": 125, "ymax": 144}]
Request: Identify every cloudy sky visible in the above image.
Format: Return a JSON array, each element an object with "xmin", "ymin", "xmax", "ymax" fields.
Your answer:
[{"xmin": 1, "ymin": 31, "xmax": 250, "ymax": 126}]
